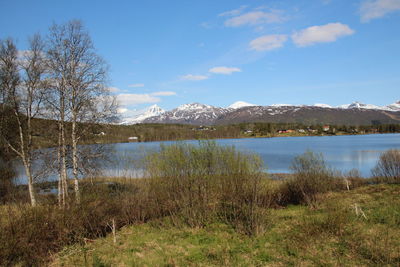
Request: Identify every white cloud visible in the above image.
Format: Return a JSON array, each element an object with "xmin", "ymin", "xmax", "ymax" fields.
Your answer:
[
  {"xmin": 108, "ymin": 87, "xmax": 121, "ymax": 93},
  {"xmin": 360, "ymin": 0, "xmax": 400, "ymax": 22},
  {"xmin": 117, "ymin": 107, "xmax": 128, "ymax": 114},
  {"xmin": 292, "ymin": 23, "xmax": 354, "ymax": 47},
  {"xmin": 117, "ymin": 93, "xmax": 160, "ymax": 106},
  {"xmin": 180, "ymin": 74, "xmax": 209, "ymax": 81},
  {"xmin": 128, "ymin": 83, "xmax": 145, "ymax": 88},
  {"xmin": 116, "ymin": 91, "xmax": 176, "ymax": 107},
  {"xmin": 224, "ymin": 10, "xmax": 285, "ymax": 27},
  {"xmin": 218, "ymin": 5, "xmax": 247, "ymax": 17},
  {"xmin": 249, "ymin": 34, "xmax": 288, "ymax": 51},
  {"xmin": 209, "ymin": 66, "xmax": 241, "ymax": 75},
  {"xmin": 151, "ymin": 91, "xmax": 176, "ymax": 96}
]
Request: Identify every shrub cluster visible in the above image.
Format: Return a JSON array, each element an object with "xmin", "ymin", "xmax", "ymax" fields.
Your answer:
[
  {"xmin": 0, "ymin": 180, "xmax": 160, "ymax": 266},
  {"xmin": 145, "ymin": 141, "xmax": 271, "ymax": 235},
  {"xmin": 279, "ymin": 151, "xmax": 337, "ymax": 207},
  {"xmin": 372, "ymin": 149, "xmax": 400, "ymax": 183}
]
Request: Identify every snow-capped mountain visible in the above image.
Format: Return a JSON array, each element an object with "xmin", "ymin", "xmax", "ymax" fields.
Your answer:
[
  {"xmin": 313, "ymin": 103, "xmax": 332, "ymax": 108},
  {"xmin": 386, "ymin": 101, "xmax": 400, "ymax": 111},
  {"xmin": 228, "ymin": 101, "xmax": 257, "ymax": 109},
  {"xmin": 143, "ymin": 103, "xmax": 229, "ymax": 125},
  {"xmin": 176, "ymin": 103, "xmax": 215, "ymax": 111},
  {"xmin": 119, "ymin": 104, "xmax": 165, "ymax": 124},
  {"xmin": 338, "ymin": 102, "xmax": 383, "ymax": 110},
  {"xmin": 120, "ymin": 100, "xmax": 400, "ymax": 125}
]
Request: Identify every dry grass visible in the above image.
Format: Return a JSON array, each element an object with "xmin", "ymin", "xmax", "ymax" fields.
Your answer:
[{"xmin": 53, "ymin": 184, "xmax": 400, "ymax": 266}]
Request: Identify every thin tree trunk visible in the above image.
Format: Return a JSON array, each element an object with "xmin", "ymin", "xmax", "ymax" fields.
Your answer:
[
  {"xmin": 58, "ymin": 89, "xmax": 68, "ymax": 207},
  {"xmin": 57, "ymin": 122, "xmax": 64, "ymax": 207},
  {"xmin": 71, "ymin": 118, "xmax": 80, "ymax": 203},
  {"xmin": 61, "ymin": 119, "xmax": 68, "ymax": 199},
  {"xmin": 14, "ymin": 108, "xmax": 36, "ymax": 207},
  {"xmin": 23, "ymin": 160, "xmax": 36, "ymax": 206}
]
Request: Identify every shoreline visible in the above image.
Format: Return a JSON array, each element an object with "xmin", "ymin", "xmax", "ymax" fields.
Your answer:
[{"xmin": 90, "ymin": 131, "xmax": 400, "ymax": 146}]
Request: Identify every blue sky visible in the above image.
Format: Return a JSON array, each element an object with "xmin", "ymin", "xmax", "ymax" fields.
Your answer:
[{"xmin": 1, "ymin": 0, "xmax": 399, "ymax": 115}]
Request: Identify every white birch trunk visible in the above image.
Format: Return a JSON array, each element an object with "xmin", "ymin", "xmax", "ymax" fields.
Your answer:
[{"xmin": 71, "ymin": 118, "xmax": 80, "ymax": 203}]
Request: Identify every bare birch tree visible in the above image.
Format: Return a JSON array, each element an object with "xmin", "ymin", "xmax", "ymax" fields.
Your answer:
[
  {"xmin": 47, "ymin": 20, "xmax": 116, "ymax": 204},
  {"xmin": 0, "ymin": 36, "xmax": 48, "ymax": 206}
]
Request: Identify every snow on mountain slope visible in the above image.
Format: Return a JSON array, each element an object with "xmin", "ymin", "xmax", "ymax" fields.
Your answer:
[
  {"xmin": 143, "ymin": 103, "xmax": 229, "ymax": 125},
  {"xmin": 120, "ymin": 104, "xmax": 165, "ymax": 124},
  {"xmin": 313, "ymin": 103, "xmax": 332, "ymax": 108},
  {"xmin": 228, "ymin": 101, "xmax": 257, "ymax": 109},
  {"xmin": 176, "ymin": 103, "xmax": 214, "ymax": 111},
  {"xmin": 121, "ymin": 100, "xmax": 400, "ymax": 125},
  {"xmin": 270, "ymin": 103, "xmax": 295, "ymax": 107},
  {"xmin": 338, "ymin": 102, "xmax": 385, "ymax": 110},
  {"xmin": 386, "ymin": 101, "xmax": 400, "ymax": 111}
]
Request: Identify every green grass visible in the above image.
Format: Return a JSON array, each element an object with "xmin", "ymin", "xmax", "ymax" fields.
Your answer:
[{"xmin": 54, "ymin": 184, "xmax": 400, "ymax": 266}]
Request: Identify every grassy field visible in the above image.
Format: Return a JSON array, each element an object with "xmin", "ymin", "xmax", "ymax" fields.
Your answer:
[{"xmin": 53, "ymin": 184, "xmax": 400, "ymax": 266}]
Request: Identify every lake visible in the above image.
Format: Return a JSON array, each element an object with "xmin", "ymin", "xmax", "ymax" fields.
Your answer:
[
  {"xmin": 103, "ymin": 133, "xmax": 400, "ymax": 178},
  {"xmin": 14, "ymin": 133, "xmax": 400, "ymax": 183}
]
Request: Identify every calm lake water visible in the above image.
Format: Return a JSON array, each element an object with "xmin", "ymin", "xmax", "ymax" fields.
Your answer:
[
  {"xmin": 14, "ymin": 134, "xmax": 400, "ymax": 183},
  {"xmin": 103, "ymin": 133, "xmax": 400, "ymax": 178}
]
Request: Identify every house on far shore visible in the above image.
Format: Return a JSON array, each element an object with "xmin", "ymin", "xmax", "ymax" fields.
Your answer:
[
  {"xmin": 278, "ymin": 129, "xmax": 294, "ymax": 134},
  {"xmin": 128, "ymin": 136, "xmax": 139, "ymax": 142},
  {"xmin": 323, "ymin": 125, "xmax": 330, "ymax": 132}
]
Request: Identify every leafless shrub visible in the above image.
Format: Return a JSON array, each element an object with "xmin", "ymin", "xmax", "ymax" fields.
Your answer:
[
  {"xmin": 145, "ymin": 141, "xmax": 269, "ymax": 235},
  {"xmin": 372, "ymin": 149, "xmax": 400, "ymax": 183},
  {"xmin": 282, "ymin": 151, "xmax": 336, "ymax": 207}
]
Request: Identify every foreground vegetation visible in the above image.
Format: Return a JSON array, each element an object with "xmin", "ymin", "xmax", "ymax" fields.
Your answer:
[
  {"xmin": 1, "ymin": 143, "xmax": 399, "ymax": 266},
  {"xmin": 54, "ymin": 184, "xmax": 400, "ymax": 266}
]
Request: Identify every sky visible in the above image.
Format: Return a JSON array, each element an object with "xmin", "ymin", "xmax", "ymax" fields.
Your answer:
[{"xmin": 1, "ymin": 0, "xmax": 400, "ymax": 116}]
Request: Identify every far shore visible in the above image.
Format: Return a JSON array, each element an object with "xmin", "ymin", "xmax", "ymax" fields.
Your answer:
[{"xmin": 87, "ymin": 131, "xmax": 399, "ymax": 146}]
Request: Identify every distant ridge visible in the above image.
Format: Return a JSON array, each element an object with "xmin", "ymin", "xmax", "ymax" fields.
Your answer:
[{"xmin": 120, "ymin": 100, "xmax": 400, "ymax": 125}]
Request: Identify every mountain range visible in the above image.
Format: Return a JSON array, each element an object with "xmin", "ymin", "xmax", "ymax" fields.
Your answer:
[{"xmin": 119, "ymin": 101, "xmax": 400, "ymax": 126}]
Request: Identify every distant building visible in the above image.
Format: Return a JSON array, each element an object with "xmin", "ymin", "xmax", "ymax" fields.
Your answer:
[
  {"xmin": 128, "ymin": 136, "xmax": 139, "ymax": 142},
  {"xmin": 323, "ymin": 125, "xmax": 330, "ymax": 132},
  {"xmin": 278, "ymin": 129, "xmax": 294, "ymax": 134},
  {"xmin": 193, "ymin": 125, "xmax": 212, "ymax": 131}
]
